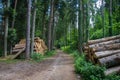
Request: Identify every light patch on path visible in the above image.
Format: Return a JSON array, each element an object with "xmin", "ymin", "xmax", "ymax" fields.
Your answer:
[
  {"xmin": 0, "ymin": 50, "xmax": 80, "ymax": 80},
  {"xmin": 26, "ymin": 50, "xmax": 78, "ymax": 80}
]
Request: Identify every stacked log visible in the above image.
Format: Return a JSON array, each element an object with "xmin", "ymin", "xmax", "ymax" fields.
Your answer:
[
  {"xmin": 34, "ymin": 37, "xmax": 47, "ymax": 54},
  {"xmin": 12, "ymin": 37, "xmax": 47, "ymax": 55},
  {"xmin": 84, "ymin": 35, "xmax": 120, "ymax": 75}
]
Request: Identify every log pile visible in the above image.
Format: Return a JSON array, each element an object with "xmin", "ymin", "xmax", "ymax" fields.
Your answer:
[
  {"xmin": 84, "ymin": 35, "xmax": 120, "ymax": 75},
  {"xmin": 12, "ymin": 37, "xmax": 47, "ymax": 55}
]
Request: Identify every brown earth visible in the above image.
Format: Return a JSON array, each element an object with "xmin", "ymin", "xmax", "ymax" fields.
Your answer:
[{"xmin": 0, "ymin": 50, "xmax": 81, "ymax": 80}]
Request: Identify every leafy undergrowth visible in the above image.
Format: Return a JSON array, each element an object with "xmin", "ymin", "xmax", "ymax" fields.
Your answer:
[
  {"xmin": 61, "ymin": 47, "xmax": 120, "ymax": 80},
  {"xmin": 31, "ymin": 50, "xmax": 56, "ymax": 62},
  {"xmin": 74, "ymin": 54, "xmax": 120, "ymax": 80},
  {"xmin": 0, "ymin": 58, "xmax": 25, "ymax": 64},
  {"xmin": 0, "ymin": 50, "xmax": 56, "ymax": 63}
]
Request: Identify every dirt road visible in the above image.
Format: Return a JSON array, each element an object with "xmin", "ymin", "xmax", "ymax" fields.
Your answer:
[{"xmin": 0, "ymin": 50, "xmax": 79, "ymax": 80}]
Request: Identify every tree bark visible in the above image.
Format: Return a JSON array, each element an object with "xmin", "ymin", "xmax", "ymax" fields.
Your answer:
[
  {"xmin": 78, "ymin": 0, "xmax": 83, "ymax": 53},
  {"xmin": 48, "ymin": 0, "xmax": 54, "ymax": 51},
  {"xmin": 92, "ymin": 43, "xmax": 120, "ymax": 52},
  {"xmin": 102, "ymin": 0, "xmax": 105, "ymax": 37},
  {"xmin": 94, "ymin": 50, "xmax": 120, "ymax": 58},
  {"xmin": 11, "ymin": 0, "xmax": 18, "ymax": 28},
  {"xmin": 4, "ymin": 0, "xmax": 10, "ymax": 57},
  {"xmin": 42, "ymin": 2, "xmax": 48, "ymax": 40},
  {"xmin": 88, "ymin": 35, "xmax": 120, "ymax": 45},
  {"xmin": 26, "ymin": 0, "xmax": 31, "ymax": 59},
  {"xmin": 104, "ymin": 65, "xmax": 120, "ymax": 75},
  {"xmin": 89, "ymin": 39, "xmax": 120, "ymax": 48},
  {"xmin": 98, "ymin": 53, "xmax": 120, "ymax": 67},
  {"xmin": 85, "ymin": 2, "xmax": 89, "ymax": 42},
  {"xmin": 31, "ymin": 0, "xmax": 37, "ymax": 55},
  {"xmin": 109, "ymin": 0, "xmax": 112, "ymax": 36}
]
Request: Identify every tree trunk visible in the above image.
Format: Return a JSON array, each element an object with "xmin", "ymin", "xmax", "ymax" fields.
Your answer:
[
  {"xmin": 85, "ymin": 2, "xmax": 89, "ymax": 42},
  {"xmin": 48, "ymin": 0, "xmax": 54, "ymax": 51},
  {"xmin": 31, "ymin": 0, "xmax": 37, "ymax": 54},
  {"xmin": 11, "ymin": 0, "xmax": 18, "ymax": 28},
  {"xmin": 94, "ymin": 50, "xmax": 120, "ymax": 58},
  {"xmin": 89, "ymin": 39, "xmax": 120, "ymax": 48},
  {"xmin": 42, "ymin": 2, "xmax": 47, "ymax": 40},
  {"xmin": 4, "ymin": 0, "xmax": 10, "ymax": 57},
  {"xmin": 26, "ymin": 0, "xmax": 31, "ymax": 59},
  {"xmin": 78, "ymin": 0, "xmax": 83, "ymax": 53},
  {"xmin": 98, "ymin": 53, "xmax": 120, "ymax": 67},
  {"xmin": 102, "ymin": 0, "xmax": 105, "ymax": 37},
  {"xmin": 109, "ymin": 0, "xmax": 112, "ymax": 36},
  {"xmin": 88, "ymin": 35, "xmax": 120, "ymax": 45},
  {"xmin": 92, "ymin": 43, "xmax": 120, "ymax": 52},
  {"xmin": 104, "ymin": 65, "xmax": 120, "ymax": 75}
]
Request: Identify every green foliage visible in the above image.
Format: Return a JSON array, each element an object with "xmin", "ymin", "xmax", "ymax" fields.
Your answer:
[
  {"xmin": 113, "ymin": 22, "xmax": 120, "ymax": 35},
  {"xmin": 61, "ymin": 46, "xmax": 73, "ymax": 53},
  {"xmin": 104, "ymin": 74, "xmax": 120, "ymax": 80},
  {"xmin": 31, "ymin": 53, "xmax": 44, "ymax": 62},
  {"xmin": 90, "ymin": 29, "xmax": 103, "ymax": 39},
  {"xmin": 45, "ymin": 50, "xmax": 56, "ymax": 57},
  {"xmin": 8, "ymin": 28, "xmax": 17, "ymax": 45},
  {"xmin": 71, "ymin": 51, "xmax": 120, "ymax": 80},
  {"xmin": 31, "ymin": 50, "xmax": 56, "ymax": 62}
]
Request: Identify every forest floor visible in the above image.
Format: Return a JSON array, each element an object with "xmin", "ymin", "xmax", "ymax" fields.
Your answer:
[{"xmin": 0, "ymin": 50, "xmax": 80, "ymax": 80}]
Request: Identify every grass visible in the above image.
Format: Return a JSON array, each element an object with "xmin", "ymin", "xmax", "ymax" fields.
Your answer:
[
  {"xmin": 0, "ymin": 50, "xmax": 56, "ymax": 63},
  {"xmin": 31, "ymin": 50, "xmax": 56, "ymax": 62},
  {"xmin": 0, "ymin": 58, "xmax": 25, "ymax": 64}
]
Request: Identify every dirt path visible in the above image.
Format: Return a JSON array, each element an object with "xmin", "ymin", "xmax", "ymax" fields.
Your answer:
[{"xmin": 0, "ymin": 50, "xmax": 79, "ymax": 80}]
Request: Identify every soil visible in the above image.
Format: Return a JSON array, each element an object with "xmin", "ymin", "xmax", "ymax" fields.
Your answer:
[{"xmin": 0, "ymin": 50, "xmax": 81, "ymax": 80}]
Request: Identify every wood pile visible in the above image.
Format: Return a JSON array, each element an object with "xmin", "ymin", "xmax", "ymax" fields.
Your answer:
[
  {"xmin": 34, "ymin": 37, "xmax": 47, "ymax": 54},
  {"xmin": 12, "ymin": 37, "xmax": 47, "ymax": 55},
  {"xmin": 84, "ymin": 35, "xmax": 120, "ymax": 75}
]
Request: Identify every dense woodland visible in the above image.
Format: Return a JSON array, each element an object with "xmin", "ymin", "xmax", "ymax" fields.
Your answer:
[
  {"xmin": 0, "ymin": 0, "xmax": 120, "ymax": 58},
  {"xmin": 0, "ymin": 0, "xmax": 120, "ymax": 80}
]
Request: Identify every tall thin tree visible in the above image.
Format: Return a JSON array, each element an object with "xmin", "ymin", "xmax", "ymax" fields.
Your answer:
[
  {"xmin": 4, "ymin": 0, "xmax": 10, "ymax": 57},
  {"xmin": 48, "ymin": 0, "xmax": 54, "ymax": 51},
  {"xmin": 85, "ymin": 1, "xmax": 89, "ymax": 42},
  {"xmin": 26, "ymin": 0, "xmax": 31, "ymax": 59},
  {"xmin": 78, "ymin": 0, "xmax": 83, "ymax": 53},
  {"xmin": 31, "ymin": 0, "xmax": 37, "ymax": 54},
  {"xmin": 102, "ymin": 0, "xmax": 105, "ymax": 37},
  {"xmin": 109, "ymin": 0, "xmax": 112, "ymax": 36},
  {"xmin": 11, "ymin": 0, "xmax": 18, "ymax": 28}
]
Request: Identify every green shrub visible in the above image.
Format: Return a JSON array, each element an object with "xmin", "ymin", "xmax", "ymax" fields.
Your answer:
[
  {"xmin": 104, "ymin": 74, "xmax": 120, "ymax": 80},
  {"xmin": 61, "ymin": 46, "xmax": 74, "ymax": 53},
  {"xmin": 74, "ymin": 53, "xmax": 120, "ymax": 80},
  {"xmin": 90, "ymin": 29, "xmax": 103, "ymax": 40},
  {"xmin": 45, "ymin": 50, "xmax": 56, "ymax": 57},
  {"xmin": 31, "ymin": 53, "xmax": 44, "ymax": 62}
]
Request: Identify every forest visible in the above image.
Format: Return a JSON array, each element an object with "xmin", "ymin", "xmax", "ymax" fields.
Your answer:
[{"xmin": 0, "ymin": 0, "xmax": 120, "ymax": 80}]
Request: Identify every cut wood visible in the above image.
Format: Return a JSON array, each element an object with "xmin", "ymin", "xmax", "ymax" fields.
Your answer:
[
  {"xmin": 13, "ymin": 45, "xmax": 25, "ymax": 49},
  {"xmin": 89, "ymin": 39, "xmax": 120, "ymax": 48},
  {"xmin": 13, "ymin": 37, "xmax": 47, "ymax": 55},
  {"xmin": 104, "ymin": 66, "xmax": 120, "ymax": 75},
  {"xmin": 84, "ymin": 35, "xmax": 120, "ymax": 74},
  {"xmin": 92, "ymin": 43, "xmax": 120, "ymax": 52},
  {"xmin": 10, "ymin": 48, "xmax": 25, "ymax": 59},
  {"xmin": 15, "ymin": 44, "xmax": 25, "ymax": 47},
  {"xmin": 19, "ymin": 39, "xmax": 26, "ymax": 44},
  {"xmin": 88, "ymin": 35, "xmax": 120, "ymax": 45},
  {"xmin": 98, "ymin": 53, "xmax": 120, "ymax": 67},
  {"xmin": 12, "ymin": 49, "xmax": 25, "ymax": 53},
  {"xmin": 93, "ymin": 50, "xmax": 120, "ymax": 58}
]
